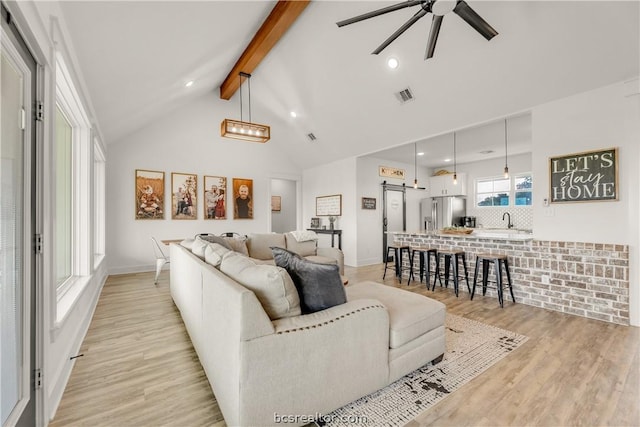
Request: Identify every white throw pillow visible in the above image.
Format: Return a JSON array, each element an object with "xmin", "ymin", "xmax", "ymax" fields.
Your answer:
[
  {"xmin": 220, "ymin": 251, "xmax": 301, "ymax": 320},
  {"xmin": 204, "ymin": 243, "xmax": 231, "ymax": 267},
  {"xmin": 191, "ymin": 236, "xmax": 209, "ymax": 259}
]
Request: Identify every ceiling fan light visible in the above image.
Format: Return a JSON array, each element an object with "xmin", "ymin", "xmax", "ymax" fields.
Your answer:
[{"xmin": 432, "ymin": 0, "xmax": 457, "ymax": 16}]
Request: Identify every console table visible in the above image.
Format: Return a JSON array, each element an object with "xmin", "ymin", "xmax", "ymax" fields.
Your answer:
[{"xmin": 307, "ymin": 228, "xmax": 342, "ymax": 250}]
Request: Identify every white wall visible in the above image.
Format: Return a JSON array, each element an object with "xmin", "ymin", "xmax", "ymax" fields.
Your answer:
[
  {"xmin": 270, "ymin": 178, "xmax": 297, "ymax": 233},
  {"xmin": 303, "ymin": 157, "xmax": 358, "ymax": 266},
  {"xmin": 106, "ymin": 93, "xmax": 302, "ymax": 273},
  {"xmin": 531, "ymin": 79, "xmax": 640, "ymax": 326}
]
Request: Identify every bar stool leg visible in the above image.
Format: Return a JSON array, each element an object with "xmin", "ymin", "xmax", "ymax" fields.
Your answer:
[
  {"xmin": 452, "ymin": 256, "xmax": 459, "ymax": 297},
  {"xmin": 383, "ymin": 247, "xmax": 392, "ymax": 280},
  {"xmin": 495, "ymin": 258, "xmax": 504, "ymax": 307},
  {"xmin": 482, "ymin": 260, "xmax": 490, "ymax": 296},
  {"xmin": 461, "ymin": 253, "xmax": 471, "ymax": 293},
  {"xmin": 423, "ymin": 252, "xmax": 429, "ymax": 286},
  {"xmin": 504, "ymin": 258, "xmax": 515, "ymax": 303},
  {"xmin": 471, "ymin": 257, "xmax": 480, "ymax": 300},
  {"xmin": 443, "ymin": 254, "xmax": 451, "ymax": 289}
]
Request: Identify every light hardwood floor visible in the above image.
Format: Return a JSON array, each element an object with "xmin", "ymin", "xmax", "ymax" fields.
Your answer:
[{"xmin": 51, "ymin": 265, "xmax": 639, "ymax": 427}]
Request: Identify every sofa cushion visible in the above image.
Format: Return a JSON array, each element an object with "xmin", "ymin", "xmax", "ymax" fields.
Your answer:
[
  {"xmin": 271, "ymin": 247, "xmax": 346, "ymax": 314},
  {"xmin": 204, "ymin": 243, "xmax": 232, "ymax": 267},
  {"xmin": 346, "ymin": 281, "xmax": 445, "ymax": 349},
  {"xmin": 199, "ymin": 234, "xmax": 233, "ymax": 251},
  {"xmin": 224, "ymin": 236, "xmax": 249, "ymax": 256},
  {"xmin": 247, "ymin": 233, "xmax": 286, "ymax": 260},
  {"xmin": 284, "ymin": 232, "xmax": 317, "ymax": 257},
  {"xmin": 180, "ymin": 238, "xmax": 195, "ymax": 250},
  {"xmin": 191, "ymin": 236, "xmax": 209, "ymax": 259},
  {"xmin": 220, "ymin": 251, "xmax": 301, "ymax": 320},
  {"xmin": 304, "ymin": 255, "xmax": 338, "ymax": 266}
]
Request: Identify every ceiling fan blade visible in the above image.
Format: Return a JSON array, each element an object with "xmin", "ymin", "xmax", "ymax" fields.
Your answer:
[
  {"xmin": 336, "ymin": 0, "xmax": 423, "ymax": 27},
  {"xmin": 425, "ymin": 14, "xmax": 443, "ymax": 59},
  {"xmin": 372, "ymin": 8, "xmax": 429, "ymax": 55},
  {"xmin": 453, "ymin": 0, "xmax": 498, "ymax": 40}
]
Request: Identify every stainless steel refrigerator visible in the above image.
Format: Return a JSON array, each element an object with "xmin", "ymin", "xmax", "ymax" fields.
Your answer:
[{"xmin": 420, "ymin": 197, "xmax": 466, "ymax": 231}]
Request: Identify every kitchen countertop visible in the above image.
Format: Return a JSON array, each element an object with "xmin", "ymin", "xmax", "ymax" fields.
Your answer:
[{"xmin": 388, "ymin": 229, "xmax": 535, "ymax": 241}]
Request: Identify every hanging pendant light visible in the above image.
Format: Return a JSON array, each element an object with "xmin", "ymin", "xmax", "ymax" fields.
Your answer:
[
  {"xmin": 221, "ymin": 72, "xmax": 270, "ymax": 143},
  {"xmin": 413, "ymin": 142, "xmax": 419, "ymax": 189},
  {"xmin": 503, "ymin": 118, "xmax": 509, "ymax": 178},
  {"xmin": 452, "ymin": 132, "xmax": 458, "ymax": 185}
]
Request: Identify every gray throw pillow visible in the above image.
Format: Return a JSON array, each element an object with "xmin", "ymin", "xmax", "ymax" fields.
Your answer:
[
  {"xmin": 198, "ymin": 234, "xmax": 233, "ymax": 251},
  {"xmin": 271, "ymin": 247, "xmax": 346, "ymax": 314}
]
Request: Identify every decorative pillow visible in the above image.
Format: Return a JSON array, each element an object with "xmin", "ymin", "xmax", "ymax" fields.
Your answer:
[
  {"xmin": 204, "ymin": 243, "xmax": 231, "ymax": 267},
  {"xmin": 191, "ymin": 236, "xmax": 209, "ymax": 259},
  {"xmin": 199, "ymin": 234, "xmax": 233, "ymax": 251},
  {"xmin": 284, "ymin": 232, "xmax": 317, "ymax": 257},
  {"xmin": 180, "ymin": 238, "xmax": 195, "ymax": 250},
  {"xmin": 271, "ymin": 247, "xmax": 346, "ymax": 314},
  {"xmin": 224, "ymin": 236, "xmax": 249, "ymax": 257},
  {"xmin": 219, "ymin": 251, "xmax": 301, "ymax": 320}
]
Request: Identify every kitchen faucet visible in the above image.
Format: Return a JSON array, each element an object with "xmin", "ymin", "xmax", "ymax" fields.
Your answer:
[{"xmin": 502, "ymin": 212, "xmax": 514, "ymax": 229}]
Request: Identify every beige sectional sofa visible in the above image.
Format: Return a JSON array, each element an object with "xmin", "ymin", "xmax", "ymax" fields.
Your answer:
[{"xmin": 170, "ymin": 239, "xmax": 445, "ymax": 426}]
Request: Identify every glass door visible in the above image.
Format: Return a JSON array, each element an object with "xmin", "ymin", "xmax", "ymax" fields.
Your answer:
[{"xmin": 1, "ymin": 4, "xmax": 37, "ymax": 425}]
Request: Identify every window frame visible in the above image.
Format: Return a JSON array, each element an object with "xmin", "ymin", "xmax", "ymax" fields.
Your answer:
[{"xmin": 474, "ymin": 172, "xmax": 533, "ymax": 208}]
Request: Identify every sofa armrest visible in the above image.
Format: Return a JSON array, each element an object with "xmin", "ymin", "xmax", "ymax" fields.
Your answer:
[{"xmin": 316, "ymin": 246, "xmax": 344, "ymax": 275}]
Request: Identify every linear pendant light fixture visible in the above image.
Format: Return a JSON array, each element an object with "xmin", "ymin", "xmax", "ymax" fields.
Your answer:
[
  {"xmin": 452, "ymin": 132, "xmax": 458, "ymax": 185},
  {"xmin": 503, "ymin": 118, "xmax": 509, "ymax": 178},
  {"xmin": 221, "ymin": 72, "xmax": 271, "ymax": 143}
]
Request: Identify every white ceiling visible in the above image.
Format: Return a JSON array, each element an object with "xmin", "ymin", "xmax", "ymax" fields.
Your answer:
[{"xmin": 59, "ymin": 1, "xmax": 639, "ymax": 170}]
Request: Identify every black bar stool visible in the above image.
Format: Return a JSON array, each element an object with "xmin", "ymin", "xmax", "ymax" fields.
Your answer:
[
  {"xmin": 410, "ymin": 246, "xmax": 442, "ymax": 289},
  {"xmin": 472, "ymin": 253, "xmax": 515, "ymax": 307},
  {"xmin": 383, "ymin": 243, "xmax": 411, "ymax": 284},
  {"xmin": 436, "ymin": 250, "xmax": 470, "ymax": 297}
]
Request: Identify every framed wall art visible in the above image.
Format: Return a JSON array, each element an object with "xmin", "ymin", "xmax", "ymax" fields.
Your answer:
[
  {"xmin": 549, "ymin": 147, "xmax": 618, "ymax": 203},
  {"xmin": 316, "ymin": 194, "xmax": 342, "ymax": 216},
  {"xmin": 362, "ymin": 197, "xmax": 377, "ymax": 210},
  {"xmin": 271, "ymin": 195, "xmax": 281, "ymax": 212},
  {"xmin": 172, "ymin": 172, "xmax": 197, "ymax": 219},
  {"xmin": 204, "ymin": 175, "xmax": 227, "ymax": 220},
  {"xmin": 233, "ymin": 178, "xmax": 253, "ymax": 219},
  {"xmin": 135, "ymin": 169, "xmax": 165, "ymax": 219}
]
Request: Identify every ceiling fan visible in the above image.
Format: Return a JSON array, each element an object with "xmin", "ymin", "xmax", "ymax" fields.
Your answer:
[{"xmin": 336, "ymin": 0, "xmax": 498, "ymax": 60}]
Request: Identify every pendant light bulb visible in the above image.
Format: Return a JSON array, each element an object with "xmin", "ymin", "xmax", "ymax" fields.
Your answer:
[
  {"xmin": 413, "ymin": 142, "xmax": 419, "ymax": 189},
  {"xmin": 504, "ymin": 166, "xmax": 509, "ymax": 179},
  {"xmin": 413, "ymin": 179, "xmax": 418, "ymax": 189},
  {"xmin": 503, "ymin": 118, "xmax": 509, "ymax": 179},
  {"xmin": 453, "ymin": 173, "xmax": 458, "ymax": 185},
  {"xmin": 452, "ymin": 132, "xmax": 458, "ymax": 185}
]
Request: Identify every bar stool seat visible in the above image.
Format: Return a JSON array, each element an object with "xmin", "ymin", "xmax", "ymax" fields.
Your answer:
[
  {"xmin": 383, "ymin": 243, "xmax": 411, "ymax": 284},
  {"xmin": 472, "ymin": 253, "xmax": 515, "ymax": 307},
  {"xmin": 436, "ymin": 249, "xmax": 470, "ymax": 297},
  {"xmin": 410, "ymin": 246, "xmax": 442, "ymax": 289}
]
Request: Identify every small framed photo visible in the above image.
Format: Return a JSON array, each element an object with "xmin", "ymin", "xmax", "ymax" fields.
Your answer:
[
  {"xmin": 362, "ymin": 197, "xmax": 377, "ymax": 210},
  {"xmin": 204, "ymin": 176, "xmax": 227, "ymax": 220},
  {"xmin": 172, "ymin": 172, "xmax": 197, "ymax": 220},
  {"xmin": 271, "ymin": 195, "xmax": 281, "ymax": 212},
  {"xmin": 135, "ymin": 169, "xmax": 165, "ymax": 220},
  {"xmin": 310, "ymin": 217, "xmax": 320, "ymax": 229},
  {"xmin": 233, "ymin": 178, "xmax": 253, "ymax": 219}
]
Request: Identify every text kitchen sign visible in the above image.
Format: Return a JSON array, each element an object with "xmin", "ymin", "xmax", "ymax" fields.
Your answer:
[{"xmin": 549, "ymin": 147, "xmax": 618, "ymax": 203}]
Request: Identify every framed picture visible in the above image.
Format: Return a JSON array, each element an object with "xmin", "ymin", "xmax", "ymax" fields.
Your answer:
[
  {"xmin": 316, "ymin": 194, "xmax": 342, "ymax": 216},
  {"xmin": 362, "ymin": 197, "xmax": 377, "ymax": 210},
  {"xmin": 233, "ymin": 178, "xmax": 253, "ymax": 219},
  {"xmin": 135, "ymin": 169, "xmax": 165, "ymax": 219},
  {"xmin": 549, "ymin": 147, "xmax": 618, "ymax": 203},
  {"xmin": 271, "ymin": 195, "xmax": 281, "ymax": 212},
  {"xmin": 171, "ymin": 172, "xmax": 197, "ymax": 220},
  {"xmin": 310, "ymin": 217, "xmax": 320, "ymax": 228},
  {"xmin": 204, "ymin": 176, "xmax": 227, "ymax": 220}
]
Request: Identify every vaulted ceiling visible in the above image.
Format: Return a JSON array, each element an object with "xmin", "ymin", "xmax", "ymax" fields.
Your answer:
[{"xmin": 59, "ymin": 1, "xmax": 639, "ymax": 170}]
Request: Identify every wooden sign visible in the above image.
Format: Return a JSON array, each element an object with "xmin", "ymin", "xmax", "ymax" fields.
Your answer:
[
  {"xmin": 316, "ymin": 194, "xmax": 342, "ymax": 216},
  {"xmin": 361, "ymin": 197, "xmax": 376, "ymax": 210},
  {"xmin": 549, "ymin": 147, "xmax": 618, "ymax": 203},
  {"xmin": 379, "ymin": 166, "xmax": 405, "ymax": 179}
]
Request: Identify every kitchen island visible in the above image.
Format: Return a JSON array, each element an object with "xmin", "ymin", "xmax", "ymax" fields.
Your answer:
[{"xmin": 389, "ymin": 230, "xmax": 630, "ymax": 325}]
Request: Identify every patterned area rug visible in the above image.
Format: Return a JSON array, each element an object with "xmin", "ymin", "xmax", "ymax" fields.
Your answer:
[{"xmin": 319, "ymin": 314, "xmax": 528, "ymax": 426}]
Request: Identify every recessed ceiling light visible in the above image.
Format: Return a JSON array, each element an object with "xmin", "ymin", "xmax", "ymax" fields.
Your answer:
[
  {"xmin": 290, "ymin": 111, "xmax": 297, "ymax": 118},
  {"xmin": 417, "ymin": 152, "xmax": 425, "ymax": 156},
  {"xmin": 444, "ymin": 158, "xmax": 452, "ymax": 162},
  {"xmin": 387, "ymin": 57, "xmax": 399, "ymax": 69},
  {"xmin": 185, "ymin": 80, "xmax": 194, "ymax": 87}
]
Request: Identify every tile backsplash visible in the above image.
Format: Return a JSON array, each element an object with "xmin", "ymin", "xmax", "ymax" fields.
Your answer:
[{"xmin": 466, "ymin": 206, "xmax": 533, "ymax": 230}]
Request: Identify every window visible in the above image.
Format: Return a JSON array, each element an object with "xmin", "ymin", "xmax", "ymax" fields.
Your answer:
[
  {"xmin": 55, "ymin": 106, "xmax": 72, "ymax": 287},
  {"xmin": 514, "ymin": 174, "xmax": 532, "ymax": 206},
  {"xmin": 476, "ymin": 177, "xmax": 510, "ymax": 206},
  {"xmin": 93, "ymin": 139, "xmax": 106, "ymax": 267}
]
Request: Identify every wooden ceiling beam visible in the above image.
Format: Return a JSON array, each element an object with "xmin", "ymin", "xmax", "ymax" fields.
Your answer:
[{"xmin": 219, "ymin": 0, "xmax": 311, "ymax": 100}]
